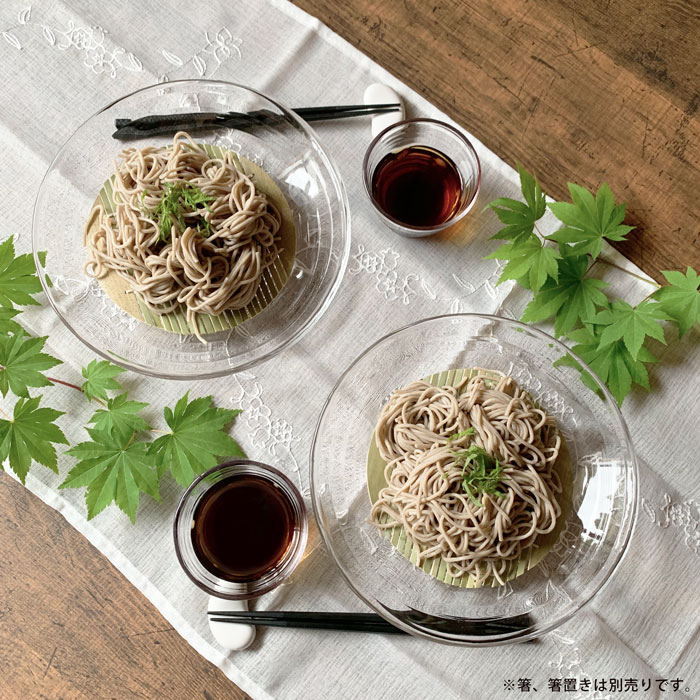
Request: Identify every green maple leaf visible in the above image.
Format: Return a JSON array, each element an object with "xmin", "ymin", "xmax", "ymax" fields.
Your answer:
[
  {"xmin": 652, "ymin": 267, "xmax": 700, "ymax": 337},
  {"xmin": 148, "ymin": 393, "xmax": 244, "ymax": 486},
  {"xmin": 81, "ymin": 359, "xmax": 125, "ymax": 401},
  {"xmin": 0, "ymin": 331, "xmax": 62, "ymax": 397},
  {"xmin": 558, "ymin": 325, "xmax": 656, "ymax": 405},
  {"xmin": 88, "ymin": 393, "xmax": 150, "ymax": 442},
  {"xmin": 0, "ymin": 307, "xmax": 22, "ymax": 334},
  {"xmin": 521, "ymin": 255, "xmax": 609, "ymax": 336},
  {"xmin": 487, "ymin": 234, "xmax": 561, "ymax": 291},
  {"xmin": 0, "ymin": 396, "xmax": 68, "ymax": 483},
  {"xmin": 60, "ymin": 428, "xmax": 160, "ymax": 523},
  {"xmin": 487, "ymin": 164, "xmax": 547, "ymax": 242},
  {"xmin": 589, "ymin": 299, "xmax": 669, "ymax": 359},
  {"xmin": 0, "ymin": 237, "xmax": 44, "ymax": 307},
  {"xmin": 546, "ymin": 182, "xmax": 635, "ymax": 259}
]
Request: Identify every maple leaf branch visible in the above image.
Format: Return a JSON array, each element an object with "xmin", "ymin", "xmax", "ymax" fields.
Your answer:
[
  {"xmin": 0, "ymin": 367, "xmax": 171, "ymax": 435},
  {"xmin": 0, "ymin": 362, "xmax": 106, "ymax": 404},
  {"xmin": 0, "ymin": 367, "xmax": 169, "ymax": 429},
  {"xmin": 45, "ymin": 372, "xmax": 169, "ymax": 435},
  {"xmin": 44, "ymin": 373, "xmax": 170, "ymax": 434}
]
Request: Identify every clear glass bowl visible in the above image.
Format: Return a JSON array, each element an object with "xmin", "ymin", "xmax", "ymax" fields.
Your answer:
[
  {"xmin": 32, "ymin": 80, "xmax": 350, "ymax": 378},
  {"xmin": 311, "ymin": 314, "xmax": 637, "ymax": 645},
  {"xmin": 174, "ymin": 460, "xmax": 308, "ymax": 600},
  {"xmin": 362, "ymin": 118, "xmax": 481, "ymax": 237}
]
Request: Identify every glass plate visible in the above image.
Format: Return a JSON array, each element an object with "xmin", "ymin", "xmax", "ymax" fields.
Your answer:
[
  {"xmin": 32, "ymin": 80, "xmax": 350, "ymax": 378},
  {"xmin": 311, "ymin": 314, "xmax": 637, "ymax": 645}
]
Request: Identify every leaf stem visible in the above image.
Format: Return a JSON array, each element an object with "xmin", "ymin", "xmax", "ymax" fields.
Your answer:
[
  {"xmin": 44, "ymin": 375, "xmax": 108, "ymax": 408},
  {"xmin": 583, "ymin": 257, "xmax": 599, "ymax": 279},
  {"xmin": 635, "ymin": 290, "xmax": 659, "ymax": 308},
  {"xmin": 599, "ymin": 259, "xmax": 660, "ymax": 288},
  {"xmin": 44, "ymin": 375, "xmax": 83, "ymax": 393}
]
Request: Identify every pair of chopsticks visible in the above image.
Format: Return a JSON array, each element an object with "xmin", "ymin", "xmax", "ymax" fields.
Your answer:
[
  {"xmin": 208, "ymin": 610, "xmax": 536, "ymax": 640},
  {"xmin": 113, "ymin": 103, "xmax": 400, "ymax": 140}
]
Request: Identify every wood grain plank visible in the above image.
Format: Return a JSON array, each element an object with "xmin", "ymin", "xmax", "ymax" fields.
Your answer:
[
  {"xmin": 0, "ymin": 473, "xmax": 250, "ymax": 700},
  {"xmin": 291, "ymin": 0, "xmax": 700, "ymax": 280}
]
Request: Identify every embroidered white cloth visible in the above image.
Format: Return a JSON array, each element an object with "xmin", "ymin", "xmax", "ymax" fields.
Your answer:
[{"xmin": 2, "ymin": 1, "xmax": 699, "ymax": 698}]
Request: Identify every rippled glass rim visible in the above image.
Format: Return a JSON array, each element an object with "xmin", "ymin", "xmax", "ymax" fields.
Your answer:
[
  {"xmin": 310, "ymin": 313, "xmax": 638, "ymax": 645},
  {"xmin": 361, "ymin": 117, "xmax": 482, "ymax": 234},
  {"xmin": 173, "ymin": 459, "xmax": 308, "ymax": 600},
  {"xmin": 31, "ymin": 78, "xmax": 351, "ymax": 380}
]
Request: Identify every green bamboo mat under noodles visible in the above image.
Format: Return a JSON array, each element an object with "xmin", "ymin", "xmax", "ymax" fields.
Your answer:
[
  {"xmin": 86, "ymin": 144, "xmax": 296, "ymax": 337},
  {"xmin": 366, "ymin": 367, "xmax": 571, "ymax": 589}
]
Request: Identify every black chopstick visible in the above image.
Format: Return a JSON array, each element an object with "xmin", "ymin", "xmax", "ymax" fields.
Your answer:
[
  {"xmin": 208, "ymin": 610, "xmax": 406, "ymax": 635},
  {"xmin": 112, "ymin": 103, "xmax": 400, "ymax": 140},
  {"xmin": 208, "ymin": 610, "xmax": 537, "ymax": 641},
  {"xmin": 291, "ymin": 103, "xmax": 400, "ymax": 120}
]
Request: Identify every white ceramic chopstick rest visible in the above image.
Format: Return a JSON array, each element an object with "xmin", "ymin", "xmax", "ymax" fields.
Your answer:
[
  {"xmin": 208, "ymin": 595, "xmax": 255, "ymax": 650},
  {"xmin": 363, "ymin": 83, "xmax": 405, "ymax": 137}
]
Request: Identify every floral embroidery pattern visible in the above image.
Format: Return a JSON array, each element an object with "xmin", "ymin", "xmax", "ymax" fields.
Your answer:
[
  {"xmin": 1, "ymin": 6, "xmax": 30, "ymax": 50},
  {"xmin": 348, "ymin": 245, "xmax": 418, "ymax": 304},
  {"xmin": 49, "ymin": 22, "xmax": 143, "ymax": 77},
  {"xmin": 158, "ymin": 28, "xmax": 242, "ymax": 82},
  {"xmin": 1, "ymin": 8, "xmax": 144, "ymax": 77},
  {"xmin": 1, "ymin": 7, "xmax": 241, "ymax": 80},
  {"xmin": 642, "ymin": 494, "xmax": 700, "ymax": 555},
  {"xmin": 348, "ymin": 243, "xmax": 504, "ymax": 310},
  {"xmin": 229, "ymin": 372, "xmax": 305, "ymax": 496}
]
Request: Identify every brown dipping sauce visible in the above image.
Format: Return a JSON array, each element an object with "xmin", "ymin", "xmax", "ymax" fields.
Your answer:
[
  {"xmin": 191, "ymin": 474, "xmax": 295, "ymax": 582},
  {"xmin": 371, "ymin": 145, "xmax": 462, "ymax": 228}
]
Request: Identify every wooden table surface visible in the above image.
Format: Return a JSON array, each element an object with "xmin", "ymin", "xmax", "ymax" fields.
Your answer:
[{"xmin": 3, "ymin": 1, "xmax": 699, "ymax": 698}]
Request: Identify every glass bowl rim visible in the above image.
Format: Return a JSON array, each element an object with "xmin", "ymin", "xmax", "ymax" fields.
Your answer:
[
  {"xmin": 310, "ymin": 312, "xmax": 639, "ymax": 645},
  {"xmin": 31, "ymin": 78, "xmax": 351, "ymax": 380},
  {"xmin": 361, "ymin": 117, "xmax": 482, "ymax": 233},
  {"xmin": 173, "ymin": 458, "xmax": 309, "ymax": 600}
]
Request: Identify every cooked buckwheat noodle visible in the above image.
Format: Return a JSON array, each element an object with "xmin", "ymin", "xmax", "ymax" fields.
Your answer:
[
  {"xmin": 85, "ymin": 131, "xmax": 282, "ymax": 341},
  {"xmin": 370, "ymin": 372, "xmax": 562, "ymax": 586}
]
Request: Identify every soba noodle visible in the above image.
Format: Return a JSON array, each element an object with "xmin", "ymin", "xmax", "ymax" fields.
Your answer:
[
  {"xmin": 85, "ymin": 131, "xmax": 282, "ymax": 341},
  {"xmin": 370, "ymin": 372, "xmax": 562, "ymax": 586}
]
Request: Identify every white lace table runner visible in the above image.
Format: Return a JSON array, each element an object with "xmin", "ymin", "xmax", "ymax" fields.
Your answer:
[{"xmin": 2, "ymin": 1, "xmax": 699, "ymax": 698}]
